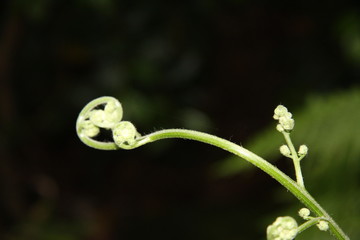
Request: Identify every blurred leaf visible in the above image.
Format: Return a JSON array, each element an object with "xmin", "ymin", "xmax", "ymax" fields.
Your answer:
[
  {"xmin": 178, "ymin": 108, "xmax": 213, "ymax": 132},
  {"xmin": 336, "ymin": 12, "xmax": 360, "ymax": 66}
]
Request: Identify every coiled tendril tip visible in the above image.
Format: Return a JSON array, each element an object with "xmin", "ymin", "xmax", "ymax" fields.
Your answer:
[{"xmin": 76, "ymin": 96, "xmax": 141, "ymax": 150}]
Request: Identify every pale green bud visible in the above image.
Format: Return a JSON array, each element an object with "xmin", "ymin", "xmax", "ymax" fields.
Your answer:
[
  {"xmin": 280, "ymin": 145, "xmax": 291, "ymax": 157},
  {"xmin": 89, "ymin": 100, "xmax": 123, "ymax": 129},
  {"xmin": 298, "ymin": 145, "xmax": 308, "ymax": 156},
  {"xmin": 104, "ymin": 100, "xmax": 123, "ymax": 123},
  {"xmin": 298, "ymin": 208, "xmax": 311, "ymax": 219},
  {"xmin": 274, "ymin": 105, "xmax": 289, "ymax": 120},
  {"xmin": 81, "ymin": 120, "xmax": 100, "ymax": 137},
  {"xmin": 112, "ymin": 121, "xmax": 139, "ymax": 148},
  {"xmin": 267, "ymin": 216, "xmax": 298, "ymax": 240},
  {"xmin": 283, "ymin": 111, "xmax": 292, "ymax": 119},
  {"xmin": 317, "ymin": 220, "xmax": 329, "ymax": 231},
  {"xmin": 89, "ymin": 110, "xmax": 105, "ymax": 125},
  {"xmin": 104, "ymin": 99, "xmax": 117, "ymax": 113},
  {"xmin": 276, "ymin": 124, "xmax": 284, "ymax": 132},
  {"xmin": 279, "ymin": 117, "xmax": 295, "ymax": 131}
]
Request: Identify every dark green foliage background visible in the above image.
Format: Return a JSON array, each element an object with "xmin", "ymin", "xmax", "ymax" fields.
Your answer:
[{"xmin": 0, "ymin": 0, "xmax": 359, "ymax": 239}]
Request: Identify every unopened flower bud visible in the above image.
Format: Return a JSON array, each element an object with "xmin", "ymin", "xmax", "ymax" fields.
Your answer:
[
  {"xmin": 113, "ymin": 121, "xmax": 139, "ymax": 148},
  {"xmin": 298, "ymin": 145, "xmax": 308, "ymax": 156},
  {"xmin": 298, "ymin": 208, "xmax": 311, "ymax": 219},
  {"xmin": 279, "ymin": 117, "xmax": 295, "ymax": 131},
  {"xmin": 280, "ymin": 145, "xmax": 291, "ymax": 157},
  {"xmin": 276, "ymin": 124, "xmax": 284, "ymax": 132},
  {"xmin": 89, "ymin": 100, "xmax": 123, "ymax": 129},
  {"xmin": 81, "ymin": 120, "xmax": 100, "ymax": 137},
  {"xmin": 274, "ymin": 105, "xmax": 289, "ymax": 120},
  {"xmin": 104, "ymin": 100, "xmax": 123, "ymax": 123},
  {"xmin": 317, "ymin": 220, "xmax": 329, "ymax": 231}
]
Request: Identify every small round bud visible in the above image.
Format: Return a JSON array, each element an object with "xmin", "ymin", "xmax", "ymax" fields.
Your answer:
[
  {"xmin": 112, "ymin": 121, "xmax": 139, "ymax": 148},
  {"xmin": 283, "ymin": 111, "xmax": 292, "ymax": 119},
  {"xmin": 89, "ymin": 100, "xmax": 123, "ymax": 129},
  {"xmin": 267, "ymin": 216, "xmax": 298, "ymax": 240},
  {"xmin": 298, "ymin": 208, "xmax": 311, "ymax": 219},
  {"xmin": 104, "ymin": 99, "xmax": 117, "ymax": 113},
  {"xmin": 317, "ymin": 220, "xmax": 329, "ymax": 231},
  {"xmin": 81, "ymin": 120, "xmax": 100, "ymax": 137},
  {"xmin": 298, "ymin": 145, "xmax": 308, "ymax": 156},
  {"xmin": 276, "ymin": 124, "xmax": 285, "ymax": 132},
  {"xmin": 280, "ymin": 145, "xmax": 291, "ymax": 157},
  {"xmin": 274, "ymin": 105, "xmax": 289, "ymax": 120},
  {"xmin": 104, "ymin": 100, "xmax": 123, "ymax": 123},
  {"xmin": 279, "ymin": 117, "xmax": 295, "ymax": 131}
]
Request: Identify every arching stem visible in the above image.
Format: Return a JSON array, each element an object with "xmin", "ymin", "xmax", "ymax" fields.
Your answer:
[{"xmin": 135, "ymin": 129, "xmax": 349, "ymax": 240}]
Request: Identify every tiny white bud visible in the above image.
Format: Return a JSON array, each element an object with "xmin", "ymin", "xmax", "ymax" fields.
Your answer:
[
  {"xmin": 280, "ymin": 145, "xmax": 291, "ymax": 157},
  {"xmin": 317, "ymin": 220, "xmax": 329, "ymax": 231},
  {"xmin": 276, "ymin": 124, "xmax": 284, "ymax": 132},
  {"xmin": 274, "ymin": 105, "xmax": 289, "ymax": 120},
  {"xmin": 298, "ymin": 145, "xmax": 308, "ymax": 156},
  {"xmin": 89, "ymin": 100, "xmax": 123, "ymax": 129},
  {"xmin": 298, "ymin": 208, "xmax": 311, "ymax": 219},
  {"xmin": 283, "ymin": 111, "xmax": 292, "ymax": 119},
  {"xmin": 104, "ymin": 100, "xmax": 117, "ymax": 113},
  {"xmin": 279, "ymin": 117, "xmax": 295, "ymax": 131},
  {"xmin": 104, "ymin": 100, "xmax": 123, "ymax": 123}
]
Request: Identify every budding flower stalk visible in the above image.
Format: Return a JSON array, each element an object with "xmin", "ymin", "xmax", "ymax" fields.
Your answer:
[
  {"xmin": 76, "ymin": 97, "xmax": 350, "ymax": 240},
  {"xmin": 273, "ymin": 105, "xmax": 295, "ymax": 132}
]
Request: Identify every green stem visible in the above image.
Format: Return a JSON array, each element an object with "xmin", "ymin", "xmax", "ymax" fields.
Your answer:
[
  {"xmin": 297, "ymin": 217, "xmax": 325, "ymax": 235},
  {"xmin": 283, "ymin": 132, "xmax": 305, "ymax": 188},
  {"xmin": 135, "ymin": 129, "xmax": 349, "ymax": 240}
]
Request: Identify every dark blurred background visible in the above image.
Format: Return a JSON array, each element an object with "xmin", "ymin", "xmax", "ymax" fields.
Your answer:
[{"xmin": 1, "ymin": 0, "xmax": 360, "ymax": 239}]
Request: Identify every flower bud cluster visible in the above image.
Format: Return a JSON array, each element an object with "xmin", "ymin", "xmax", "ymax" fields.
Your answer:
[
  {"xmin": 273, "ymin": 105, "xmax": 295, "ymax": 132},
  {"xmin": 298, "ymin": 208, "xmax": 329, "ymax": 232},
  {"xmin": 267, "ymin": 216, "xmax": 298, "ymax": 240},
  {"xmin": 77, "ymin": 97, "xmax": 141, "ymax": 149}
]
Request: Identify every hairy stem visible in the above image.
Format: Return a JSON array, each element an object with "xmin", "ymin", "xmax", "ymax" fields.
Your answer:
[{"xmin": 135, "ymin": 129, "xmax": 349, "ymax": 240}]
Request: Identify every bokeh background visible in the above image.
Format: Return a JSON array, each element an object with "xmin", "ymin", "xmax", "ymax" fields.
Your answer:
[{"xmin": 1, "ymin": 0, "xmax": 360, "ymax": 239}]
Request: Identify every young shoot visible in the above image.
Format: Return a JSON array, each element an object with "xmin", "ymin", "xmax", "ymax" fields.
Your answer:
[{"xmin": 76, "ymin": 97, "xmax": 349, "ymax": 240}]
